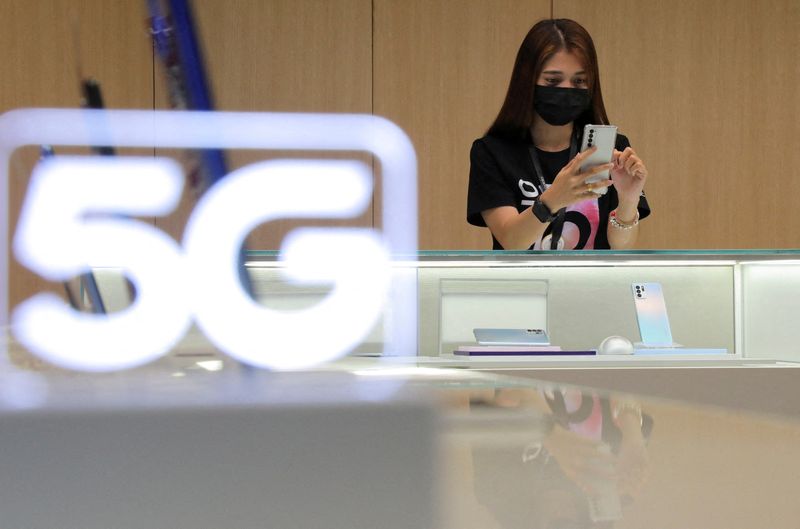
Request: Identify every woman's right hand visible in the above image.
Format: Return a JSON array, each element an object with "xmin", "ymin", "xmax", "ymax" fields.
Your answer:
[{"xmin": 539, "ymin": 146, "xmax": 613, "ymax": 212}]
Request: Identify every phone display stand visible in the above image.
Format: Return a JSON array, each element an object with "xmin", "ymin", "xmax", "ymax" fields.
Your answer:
[
  {"xmin": 635, "ymin": 338, "xmax": 728, "ymax": 356},
  {"xmin": 633, "ymin": 341, "xmax": 729, "ymax": 356},
  {"xmin": 634, "ymin": 341, "xmax": 683, "ymax": 349}
]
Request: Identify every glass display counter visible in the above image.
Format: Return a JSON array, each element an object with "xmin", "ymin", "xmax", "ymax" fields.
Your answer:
[
  {"xmin": 244, "ymin": 249, "xmax": 800, "ymax": 362},
  {"xmin": 240, "ymin": 249, "xmax": 800, "ymax": 413},
  {"xmin": 15, "ymin": 249, "xmax": 798, "ymax": 411},
  {"xmin": 69, "ymin": 249, "xmax": 800, "ymax": 362}
]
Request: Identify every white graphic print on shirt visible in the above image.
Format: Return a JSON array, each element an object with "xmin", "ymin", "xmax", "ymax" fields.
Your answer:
[{"xmin": 518, "ymin": 179, "xmax": 540, "ymax": 205}]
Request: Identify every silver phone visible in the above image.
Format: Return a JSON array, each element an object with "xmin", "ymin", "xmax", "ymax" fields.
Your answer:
[
  {"xmin": 472, "ymin": 328, "xmax": 550, "ymax": 346},
  {"xmin": 632, "ymin": 282, "xmax": 674, "ymax": 346},
  {"xmin": 580, "ymin": 124, "xmax": 617, "ymax": 195}
]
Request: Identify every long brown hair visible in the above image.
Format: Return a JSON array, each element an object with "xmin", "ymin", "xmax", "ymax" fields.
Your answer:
[{"xmin": 487, "ymin": 19, "xmax": 609, "ymax": 141}]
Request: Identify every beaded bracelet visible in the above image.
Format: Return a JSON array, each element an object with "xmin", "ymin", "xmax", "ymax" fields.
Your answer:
[{"xmin": 610, "ymin": 209, "xmax": 640, "ymax": 230}]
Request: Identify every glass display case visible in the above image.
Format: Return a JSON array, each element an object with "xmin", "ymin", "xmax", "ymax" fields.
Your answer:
[
  {"xmin": 63, "ymin": 250, "xmax": 800, "ymax": 368},
  {"xmin": 27, "ymin": 249, "xmax": 800, "ymax": 405},
  {"xmin": 236, "ymin": 249, "xmax": 800, "ymax": 414},
  {"xmin": 242, "ymin": 249, "xmax": 800, "ymax": 362}
]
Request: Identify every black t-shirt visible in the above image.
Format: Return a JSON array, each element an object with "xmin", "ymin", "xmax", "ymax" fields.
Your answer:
[{"xmin": 467, "ymin": 133, "xmax": 651, "ymax": 250}]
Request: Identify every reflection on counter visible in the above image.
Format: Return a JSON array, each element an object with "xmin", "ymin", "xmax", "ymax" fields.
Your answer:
[
  {"xmin": 466, "ymin": 387, "xmax": 652, "ymax": 528},
  {"xmin": 3, "ymin": 352, "xmax": 800, "ymax": 528},
  {"xmin": 437, "ymin": 374, "xmax": 800, "ymax": 529}
]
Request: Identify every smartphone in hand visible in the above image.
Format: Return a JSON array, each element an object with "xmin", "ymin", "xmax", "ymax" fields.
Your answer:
[{"xmin": 580, "ymin": 124, "xmax": 618, "ymax": 195}]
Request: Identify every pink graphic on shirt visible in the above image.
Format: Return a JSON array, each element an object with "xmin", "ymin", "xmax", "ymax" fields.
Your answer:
[
  {"xmin": 533, "ymin": 197, "xmax": 600, "ymax": 250},
  {"xmin": 542, "ymin": 388, "xmax": 603, "ymax": 441},
  {"xmin": 564, "ymin": 390, "xmax": 603, "ymax": 441}
]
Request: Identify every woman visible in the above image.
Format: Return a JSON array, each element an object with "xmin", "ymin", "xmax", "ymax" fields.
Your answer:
[
  {"xmin": 467, "ymin": 19, "xmax": 650, "ymax": 250},
  {"xmin": 471, "ymin": 387, "xmax": 653, "ymax": 528}
]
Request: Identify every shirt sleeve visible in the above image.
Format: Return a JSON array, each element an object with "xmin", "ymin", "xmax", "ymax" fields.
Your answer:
[{"xmin": 466, "ymin": 139, "xmax": 519, "ymax": 227}]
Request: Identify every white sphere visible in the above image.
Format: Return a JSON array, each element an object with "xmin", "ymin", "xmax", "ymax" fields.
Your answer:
[{"xmin": 598, "ymin": 335, "xmax": 634, "ymax": 355}]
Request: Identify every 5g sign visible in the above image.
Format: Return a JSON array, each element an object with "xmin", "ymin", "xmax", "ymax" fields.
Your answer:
[{"xmin": 0, "ymin": 109, "xmax": 417, "ymax": 371}]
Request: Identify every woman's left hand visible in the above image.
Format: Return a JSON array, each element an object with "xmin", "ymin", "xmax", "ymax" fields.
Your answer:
[{"xmin": 611, "ymin": 147, "xmax": 648, "ymax": 204}]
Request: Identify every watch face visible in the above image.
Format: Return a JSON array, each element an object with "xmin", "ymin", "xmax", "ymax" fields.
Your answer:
[{"xmin": 533, "ymin": 199, "xmax": 554, "ymax": 223}]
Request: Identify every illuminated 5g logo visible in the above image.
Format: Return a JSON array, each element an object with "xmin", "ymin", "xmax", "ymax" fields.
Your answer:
[{"xmin": 0, "ymin": 109, "xmax": 417, "ymax": 371}]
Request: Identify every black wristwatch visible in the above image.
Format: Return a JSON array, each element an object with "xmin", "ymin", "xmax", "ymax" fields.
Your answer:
[{"xmin": 532, "ymin": 197, "xmax": 556, "ymax": 223}]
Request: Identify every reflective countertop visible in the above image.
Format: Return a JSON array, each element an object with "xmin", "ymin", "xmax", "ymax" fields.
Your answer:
[{"xmin": 2, "ymin": 351, "xmax": 799, "ymax": 529}]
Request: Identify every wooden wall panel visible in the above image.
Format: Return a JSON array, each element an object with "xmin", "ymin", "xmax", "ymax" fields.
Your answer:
[
  {"xmin": 3, "ymin": 0, "xmax": 800, "ymax": 312},
  {"xmin": 554, "ymin": 0, "xmax": 800, "ymax": 248},
  {"xmin": 0, "ymin": 1, "xmax": 153, "ymax": 110},
  {"xmin": 0, "ymin": 0, "xmax": 154, "ymax": 311},
  {"xmin": 153, "ymin": 0, "xmax": 373, "ymax": 248},
  {"xmin": 374, "ymin": 0, "xmax": 552, "ymax": 250},
  {"xmin": 189, "ymin": 0, "xmax": 372, "ymax": 114}
]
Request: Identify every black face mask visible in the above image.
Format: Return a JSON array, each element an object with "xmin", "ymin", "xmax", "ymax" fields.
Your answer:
[{"xmin": 533, "ymin": 85, "xmax": 591, "ymax": 126}]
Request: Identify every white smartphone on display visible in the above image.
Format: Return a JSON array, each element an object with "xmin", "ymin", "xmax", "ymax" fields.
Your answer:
[
  {"xmin": 580, "ymin": 124, "xmax": 617, "ymax": 195},
  {"xmin": 631, "ymin": 282, "xmax": 674, "ymax": 347},
  {"xmin": 472, "ymin": 328, "xmax": 550, "ymax": 346}
]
